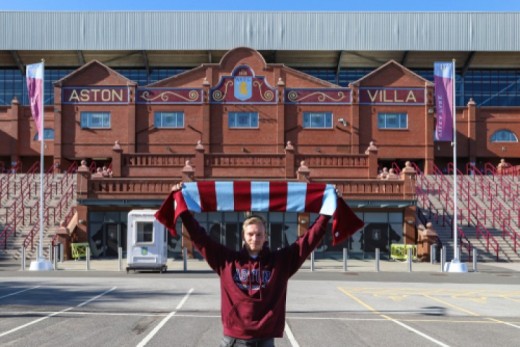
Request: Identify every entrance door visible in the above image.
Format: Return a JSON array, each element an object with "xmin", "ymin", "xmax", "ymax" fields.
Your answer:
[{"xmin": 91, "ymin": 222, "xmax": 126, "ymax": 258}]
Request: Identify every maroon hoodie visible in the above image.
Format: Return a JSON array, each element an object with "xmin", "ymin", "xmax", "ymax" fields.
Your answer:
[{"xmin": 179, "ymin": 211, "xmax": 330, "ymax": 339}]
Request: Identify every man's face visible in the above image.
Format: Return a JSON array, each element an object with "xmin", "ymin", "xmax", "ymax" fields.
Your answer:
[{"xmin": 243, "ymin": 222, "xmax": 266, "ymax": 256}]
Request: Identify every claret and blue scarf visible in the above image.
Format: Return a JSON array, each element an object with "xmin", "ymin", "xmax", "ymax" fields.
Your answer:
[{"xmin": 155, "ymin": 181, "xmax": 364, "ymax": 246}]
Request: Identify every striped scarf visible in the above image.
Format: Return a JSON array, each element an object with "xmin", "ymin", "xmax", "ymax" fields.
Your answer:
[{"xmin": 155, "ymin": 181, "xmax": 364, "ymax": 246}]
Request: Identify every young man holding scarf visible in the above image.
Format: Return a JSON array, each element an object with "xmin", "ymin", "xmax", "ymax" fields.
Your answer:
[{"xmin": 157, "ymin": 182, "xmax": 363, "ymax": 347}]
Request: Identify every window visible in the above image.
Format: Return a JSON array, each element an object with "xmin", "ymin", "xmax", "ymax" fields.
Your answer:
[
  {"xmin": 491, "ymin": 129, "xmax": 518, "ymax": 142},
  {"xmin": 80, "ymin": 112, "xmax": 111, "ymax": 129},
  {"xmin": 303, "ymin": 112, "xmax": 333, "ymax": 129},
  {"xmin": 33, "ymin": 128, "xmax": 55, "ymax": 141},
  {"xmin": 228, "ymin": 112, "xmax": 258, "ymax": 128},
  {"xmin": 154, "ymin": 111, "xmax": 184, "ymax": 128},
  {"xmin": 378, "ymin": 113, "xmax": 408, "ymax": 129},
  {"xmin": 136, "ymin": 222, "xmax": 154, "ymax": 243}
]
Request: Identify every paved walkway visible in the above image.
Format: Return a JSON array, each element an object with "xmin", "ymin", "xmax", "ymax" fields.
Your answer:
[{"xmin": 6, "ymin": 257, "xmax": 518, "ymax": 273}]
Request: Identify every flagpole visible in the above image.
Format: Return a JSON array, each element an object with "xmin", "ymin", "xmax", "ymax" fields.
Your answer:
[
  {"xmin": 446, "ymin": 58, "xmax": 467, "ymax": 273},
  {"xmin": 29, "ymin": 59, "xmax": 53, "ymax": 271},
  {"xmin": 39, "ymin": 58, "xmax": 45, "ymax": 262}
]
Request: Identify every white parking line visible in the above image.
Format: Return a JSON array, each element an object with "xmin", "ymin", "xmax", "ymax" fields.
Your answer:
[
  {"xmin": 136, "ymin": 288, "xmax": 194, "ymax": 347},
  {"xmin": 0, "ymin": 286, "xmax": 116, "ymax": 338},
  {"xmin": 339, "ymin": 287, "xmax": 451, "ymax": 347},
  {"xmin": 284, "ymin": 321, "xmax": 300, "ymax": 347},
  {"xmin": 0, "ymin": 286, "xmax": 41, "ymax": 300}
]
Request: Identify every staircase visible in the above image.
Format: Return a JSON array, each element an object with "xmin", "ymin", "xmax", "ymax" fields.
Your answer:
[
  {"xmin": 416, "ymin": 165, "xmax": 520, "ymax": 262},
  {"xmin": 0, "ymin": 168, "xmax": 77, "ymax": 262}
]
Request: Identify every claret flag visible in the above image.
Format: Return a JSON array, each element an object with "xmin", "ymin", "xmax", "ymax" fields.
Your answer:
[
  {"xmin": 434, "ymin": 61, "xmax": 454, "ymax": 142},
  {"xmin": 26, "ymin": 62, "xmax": 44, "ymax": 141}
]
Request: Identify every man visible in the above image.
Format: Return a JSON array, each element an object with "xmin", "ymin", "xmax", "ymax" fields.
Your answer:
[{"xmin": 170, "ymin": 183, "xmax": 331, "ymax": 347}]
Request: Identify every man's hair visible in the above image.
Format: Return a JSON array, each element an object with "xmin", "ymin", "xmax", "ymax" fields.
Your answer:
[{"xmin": 242, "ymin": 215, "xmax": 267, "ymax": 235}]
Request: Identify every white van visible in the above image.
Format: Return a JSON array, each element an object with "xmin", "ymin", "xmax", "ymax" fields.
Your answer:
[{"xmin": 126, "ymin": 210, "xmax": 168, "ymax": 273}]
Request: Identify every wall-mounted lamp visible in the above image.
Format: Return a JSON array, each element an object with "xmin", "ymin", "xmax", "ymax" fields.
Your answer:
[
  {"xmin": 406, "ymin": 219, "xmax": 415, "ymax": 225},
  {"xmin": 337, "ymin": 118, "xmax": 347, "ymax": 126},
  {"xmin": 428, "ymin": 108, "xmax": 435, "ymax": 114},
  {"xmin": 78, "ymin": 219, "xmax": 86, "ymax": 225}
]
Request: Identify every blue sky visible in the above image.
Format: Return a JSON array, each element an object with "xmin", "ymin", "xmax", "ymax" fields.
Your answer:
[{"xmin": 2, "ymin": 0, "xmax": 520, "ymax": 11}]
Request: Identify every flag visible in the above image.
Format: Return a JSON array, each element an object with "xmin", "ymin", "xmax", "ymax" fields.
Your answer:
[
  {"xmin": 155, "ymin": 181, "xmax": 364, "ymax": 246},
  {"xmin": 434, "ymin": 62, "xmax": 454, "ymax": 142},
  {"xmin": 26, "ymin": 62, "xmax": 44, "ymax": 141}
]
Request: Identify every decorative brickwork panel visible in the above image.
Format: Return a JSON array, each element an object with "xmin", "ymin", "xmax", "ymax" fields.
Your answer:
[
  {"xmin": 210, "ymin": 65, "xmax": 277, "ymax": 104},
  {"xmin": 285, "ymin": 88, "xmax": 351, "ymax": 104},
  {"xmin": 136, "ymin": 88, "xmax": 203, "ymax": 104}
]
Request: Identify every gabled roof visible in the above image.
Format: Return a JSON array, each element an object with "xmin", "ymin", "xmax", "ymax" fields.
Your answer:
[
  {"xmin": 351, "ymin": 60, "xmax": 433, "ymax": 87},
  {"xmin": 54, "ymin": 60, "xmax": 136, "ymax": 86}
]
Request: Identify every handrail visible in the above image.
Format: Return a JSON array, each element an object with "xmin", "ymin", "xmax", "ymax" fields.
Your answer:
[
  {"xmin": 475, "ymin": 223, "xmax": 500, "ymax": 261},
  {"xmin": 0, "ymin": 224, "xmax": 16, "ymax": 249},
  {"xmin": 410, "ymin": 161, "xmax": 423, "ymax": 175},
  {"xmin": 501, "ymin": 224, "xmax": 520, "ymax": 253},
  {"xmin": 484, "ymin": 162, "xmax": 497, "ymax": 176}
]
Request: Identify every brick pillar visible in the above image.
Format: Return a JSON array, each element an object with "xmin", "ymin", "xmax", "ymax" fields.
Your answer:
[
  {"xmin": 285, "ymin": 141, "xmax": 295, "ymax": 178},
  {"xmin": 401, "ymin": 161, "xmax": 416, "ymax": 198},
  {"xmin": 467, "ymin": 98, "xmax": 477, "ymax": 164},
  {"xmin": 277, "ymin": 77, "xmax": 286, "ymax": 151},
  {"xmin": 364, "ymin": 141, "xmax": 378, "ymax": 178},
  {"xmin": 181, "ymin": 160, "xmax": 195, "ymax": 258},
  {"xmin": 193, "ymin": 140, "xmax": 205, "ymax": 179},
  {"xmin": 9, "ymin": 97, "xmax": 20, "ymax": 166},
  {"xmin": 76, "ymin": 160, "xmax": 91, "ymax": 200},
  {"xmin": 403, "ymin": 205, "xmax": 417, "ymax": 244},
  {"xmin": 111, "ymin": 140, "xmax": 123, "ymax": 177},
  {"xmin": 297, "ymin": 161, "xmax": 310, "ymax": 183},
  {"xmin": 424, "ymin": 83, "xmax": 435, "ymax": 175},
  {"xmin": 349, "ymin": 84, "xmax": 360, "ymax": 154}
]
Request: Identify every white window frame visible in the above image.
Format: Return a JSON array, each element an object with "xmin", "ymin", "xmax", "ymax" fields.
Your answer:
[
  {"xmin": 303, "ymin": 112, "xmax": 333, "ymax": 129},
  {"xmin": 228, "ymin": 112, "xmax": 259, "ymax": 128},
  {"xmin": 80, "ymin": 111, "xmax": 111, "ymax": 129},
  {"xmin": 378, "ymin": 112, "xmax": 408, "ymax": 129},
  {"xmin": 154, "ymin": 111, "xmax": 185, "ymax": 128}
]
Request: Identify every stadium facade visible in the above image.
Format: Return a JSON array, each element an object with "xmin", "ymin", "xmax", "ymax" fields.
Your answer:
[{"xmin": 1, "ymin": 12, "xmax": 519, "ymax": 258}]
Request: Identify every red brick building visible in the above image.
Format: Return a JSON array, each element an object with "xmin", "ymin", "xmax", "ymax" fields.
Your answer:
[{"xmin": 1, "ymin": 46, "xmax": 518, "ymax": 258}]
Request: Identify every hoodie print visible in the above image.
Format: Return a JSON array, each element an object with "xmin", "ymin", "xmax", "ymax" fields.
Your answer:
[{"xmin": 233, "ymin": 266, "xmax": 272, "ymax": 292}]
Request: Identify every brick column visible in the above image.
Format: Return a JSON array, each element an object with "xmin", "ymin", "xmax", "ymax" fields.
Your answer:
[
  {"xmin": 297, "ymin": 161, "xmax": 311, "ymax": 183},
  {"xmin": 181, "ymin": 160, "xmax": 195, "ymax": 258},
  {"xmin": 467, "ymin": 98, "xmax": 477, "ymax": 164},
  {"xmin": 111, "ymin": 140, "xmax": 123, "ymax": 177},
  {"xmin": 193, "ymin": 140, "xmax": 205, "ymax": 179},
  {"xmin": 364, "ymin": 141, "xmax": 378, "ymax": 178},
  {"xmin": 285, "ymin": 141, "xmax": 295, "ymax": 178}
]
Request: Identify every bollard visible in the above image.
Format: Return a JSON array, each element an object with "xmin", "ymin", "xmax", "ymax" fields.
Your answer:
[
  {"xmin": 21, "ymin": 246, "xmax": 25, "ymax": 271},
  {"xmin": 375, "ymin": 248, "xmax": 380, "ymax": 272},
  {"xmin": 407, "ymin": 247, "xmax": 413, "ymax": 272},
  {"xmin": 440, "ymin": 246, "xmax": 446, "ymax": 272},
  {"xmin": 310, "ymin": 251, "xmax": 315, "ymax": 272},
  {"xmin": 53, "ymin": 245, "xmax": 58, "ymax": 270},
  {"xmin": 343, "ymin": 248, "xmax": 348, "ymax": 272},
  {"xmin": 472, "ymin": 248, "xmax": 478, "ymax": 272},
  {"xmin": 183, "ymin": 247, "xmax": 188, "ymax": 272},
  {"xmin": 430, "ymin": 244, "xmax": 437, "ymax": 264},
  {"xmin": 86, "ymin": 247, "xmax": 91, "ymax": 271},
  {"xmin": 118, "ymin": 247, "xmax": 123, "ymax": 271}
]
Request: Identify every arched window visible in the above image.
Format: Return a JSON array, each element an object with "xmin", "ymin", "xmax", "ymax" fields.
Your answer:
[{"xmin": 490, "ymin": 129, "xmax": 518, "ymax": 143}]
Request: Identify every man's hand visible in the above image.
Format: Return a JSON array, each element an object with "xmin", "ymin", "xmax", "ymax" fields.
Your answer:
[{"xmin": 171, "ymin": 183, "xmax": 183, "ymax": 192}]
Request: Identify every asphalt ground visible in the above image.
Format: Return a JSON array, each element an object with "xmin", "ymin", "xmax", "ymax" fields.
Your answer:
[{"xmin": 1, "ymin": 259, "xmax": 520, "ymax": 347}]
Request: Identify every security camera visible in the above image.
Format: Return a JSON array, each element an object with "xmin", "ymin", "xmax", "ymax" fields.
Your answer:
[{"xmin": 337, "ymin": 118, "xmax": 347, "ymax": 126}]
